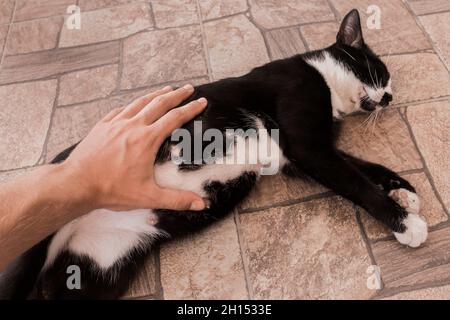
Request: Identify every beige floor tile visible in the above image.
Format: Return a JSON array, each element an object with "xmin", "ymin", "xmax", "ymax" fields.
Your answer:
[
  {"xmin": 0, "ymin": 0, "xmax": 14, "ymax": 25},
  {"xmin": 78, "ymin": 0, "xmax": 142, "ymax": 12},
  {"xmin": 337, "ymin": 109, "xmax": 422, "ymax": 173},
  {"xmin": 0, "ymin": 25, "xmax": 8, "ymax": 57},
  {"xmin": 121, "ymin": 26, "xmax": 207, "ymax": 89},
  {"xmin": 372, "ymin": 226, "xmax": 450, "ymax": 288},
  {"xmin": 240, "ymin": 196, "xmax": 374, "ymax": 299},
  {"xmin": 383, "ymin": 284, "xmax": 450, "ymax": 299},
  {"xmin": 15, "ymin": 0, "xmax": 75, "ymax": 22},
  {"xmin": 0, "ymin": 167, "xmax": 37, "ymax": 184},
  {"xmin": 330, "ymin": 0, "xmax": 431, "ymax": 55},
  {"xmin": 0, "ymin": 41, "xmax": 120, "ymax": 84},
  {"xmin": 407, "ymin": 100, "xmax": 450, "ymax": 211},
  {"xmin": 0, "ymin": 80, "xmax": 57, "ymax": 170},
  {"xmin": 199, "ymin": 0, "xmax": 248, "ymax": 20},
  {"xmin": 152, "ymin": 0, "xmax": 199, "ymax": 28},
  {"xmin": 160, "ymin": 215, "xmax": 248, "ymax": 299},
  {"xmin": 265, "ymin": 26, "xmax": 306, "ymax": 60},
  {"xmin": 59, "ymin": 3, "xmax": 153, "ymax": 47},
  {"xmin": 419, "ymin": 12, "xmax": 450, "ymax": 71},
  {"xmin": 385, "ymin": 52, "xmax": 450, "ymax": 105},
  {"xmin": 361, "ymin": 172, "xmax": 448, "ymax": 240},
  {"xmin": 301, "ymin": 22, "xmax": 339, "ymax": 50},
  {"xmin": 240, "ymin": 174, "xmax": 327, "ymax": 212},
  {"xmin": 58, "ymin": 64, "xmax": 118, "ymax": 106},
  {"xmin": 204, "ymin": 14, "xmax": 269, "ymax": 80},
  {"xmin": 5, "ymin": 17, "xmax": 62, "ymax": 55},
  {"xmin": 408, "ymin": 0, "xmax": 450, "ymax": 15},
  {"xmin": 249, "ymin": 0, "xmax": 334, "ymax": 29}
]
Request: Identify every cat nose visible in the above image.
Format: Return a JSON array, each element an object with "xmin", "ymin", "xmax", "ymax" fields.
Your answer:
[{"xmin": 379, "ymin": 93, "xmax": 393, "ymax": 107}]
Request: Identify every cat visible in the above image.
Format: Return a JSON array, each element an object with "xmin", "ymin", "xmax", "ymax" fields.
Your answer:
[{"xmin": 0, "ymin": 9, "xmax": 427, "ymax": 299}]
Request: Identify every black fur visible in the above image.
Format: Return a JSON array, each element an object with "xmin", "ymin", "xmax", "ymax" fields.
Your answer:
[{"xmin": 0, "ymin": 9, "xmax": 414, "ymax": 299}]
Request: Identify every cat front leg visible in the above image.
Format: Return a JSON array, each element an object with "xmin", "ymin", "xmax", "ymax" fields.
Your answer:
[
  {"xmin": 290, "ymin": 148, "xmax": 427, "ymax": 247},
  {"xmin": 337, "ymin": 151, "xmax": 427, "ymax": 247}
]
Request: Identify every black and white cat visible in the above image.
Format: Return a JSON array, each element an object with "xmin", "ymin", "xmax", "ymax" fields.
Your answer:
[{"xmin": 0, "ymin": 9, "xmax": 427, "ymax": 299}]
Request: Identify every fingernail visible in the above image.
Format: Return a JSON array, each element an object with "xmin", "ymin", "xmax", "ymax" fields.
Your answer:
[
  {"xmin": 162, "ymin": 85, "xmax": 172, "ymax": 91},
  {"xmin": 197, "ymin": 97, "xmax": 207, "ymax": 105},
  {"xmin": 183, "ymin": 84, "xmax": 194, "ymax": 92},
  {"xmin": 190, "ymin": 200, "xmax": 205, "ymax": 211}
]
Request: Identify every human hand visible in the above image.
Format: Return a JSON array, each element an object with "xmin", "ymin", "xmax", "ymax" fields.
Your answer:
[{"xmin": 60, "ymin": 85, "xmax": 207, "ymax": 211}]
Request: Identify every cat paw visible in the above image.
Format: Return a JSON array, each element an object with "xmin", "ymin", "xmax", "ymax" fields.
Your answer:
[
  {"xmin": 389, "ymin": 188, "xmax": 420, "ymax": 215},
  {"xmin": 394, "ymin": 214, "xmax": 428, "ymax": 248}
]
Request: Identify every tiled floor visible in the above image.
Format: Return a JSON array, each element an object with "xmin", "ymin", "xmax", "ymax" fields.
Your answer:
[{"xmin": 0, "ymin": 0, "xmax": 449, "ymax": 300}]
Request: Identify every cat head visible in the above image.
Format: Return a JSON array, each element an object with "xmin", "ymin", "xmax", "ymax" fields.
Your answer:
[
  {"xmin": 334, "ymin": 9, "xmax": 392, "ymax": 111},
  {"xmin": 306, "ymin": 9, "xmax": 392, "ymax": 117}
]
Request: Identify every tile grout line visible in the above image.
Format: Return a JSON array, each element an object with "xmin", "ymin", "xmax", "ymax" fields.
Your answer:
[
  {"xmin": 233, "ymin": 211, "xmax": 254, "ymax": 300},
  {"xmin": 195, "ymin": 0, "xmax": 214, "ymax": 82},
  {"xmin": 325, "ymin": 0, "xmax": 341, "ymax": 21},
  {"xmin": 0, "ymin": 0, "xmax": 17, "ymax": 70},
  {"xmin": 37, "ymin": 77, "xmax": 61, "ymax": 165},
  {"xmin": 154, "ymin": 246, "xmax": 165, "ymax": 300},
  {"xmin": 415, "ymin": 8, "xmax": 450, "ymax": 17},
  {"xmin": 398, "ymin": 107, "xmax": 450, "ymax": 218},
  {"xmin": 116, "ymin": 39, "xmax": 125, "ymax": 94},
  {"xmin": 402, "ymin": 0, "xmax": 450, "ymax": 73}
]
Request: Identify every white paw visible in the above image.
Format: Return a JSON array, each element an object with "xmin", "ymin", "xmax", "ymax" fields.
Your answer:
[
  {"xmin": 394, "ymin": 214, "xmax": 428, "ymax": 248},
  {"xmin": 389, "ymin": 188, "xmax": 421, "ymax": 214}
]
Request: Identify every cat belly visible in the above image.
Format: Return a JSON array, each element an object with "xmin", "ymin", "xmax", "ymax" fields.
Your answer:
[{"xmin": 44, "ymin": 126, "xmax": 287, "ymax": 270}]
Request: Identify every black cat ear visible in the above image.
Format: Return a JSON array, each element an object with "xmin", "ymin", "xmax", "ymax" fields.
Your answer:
[{"xmin": 336, "ymin": 9, "xmax": 364, "ymax": 48}]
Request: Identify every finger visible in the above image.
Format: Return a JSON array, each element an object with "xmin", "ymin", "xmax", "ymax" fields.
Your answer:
[
  {"xmin": 134, "ymin": 84, "xmax": 195, "ymax": 125},
  {"xmin": 117, "ymin": 86, "xmax": 173, "ymax": 119},
  {"xmin": 151, "ymin": 187, "xmax": 205, "ymax": 211},
  {"xmin": 151, "ymin": 97, "xmax": 207, "ymax": 146},
  {"xmin": 101, "ymin": 107, "xmax": 125, "ymax": 122}
]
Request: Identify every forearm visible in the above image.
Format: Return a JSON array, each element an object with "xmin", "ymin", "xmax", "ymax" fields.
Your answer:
[{"xmin": 0, "ymin": 164, "xmax": 93, "ymax": 271}]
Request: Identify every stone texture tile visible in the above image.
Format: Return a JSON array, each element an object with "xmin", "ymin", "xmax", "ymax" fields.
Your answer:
[
  {"xmin": 385, "ymin": 53, "xmax": 450, "ymax": 105},
  {"xmin": 383, "ymin": 284, "xmax": 450, "ymax": 299},
  {"xmin": 265, "ymin": 27, "xmax": 306, "ymax": 60},
  {"xmin": 240, "ymin": 174, "xmax": 327, "ymax": 212},
  {"xmin": 249, "ymin": 0, "xmax": 334, "ymax": 29},
  {"xmin": 240, "ymin": 196, "xmax": 374, "ymax": 299},
  {"xmin": 0, "ymin": 0, "xmax": 14, "ymax": 25},
  {"xmin": 79, "ymin": 0, "xmax": 142, "ymax": 12},
  {"xmin": 361, "ymin": 172, "xmax": 448, "ymax": 240},
  {"xmin": 45, "ymin": 96, "xmax": 119, "ymax": 161},
  {"xmin": 204, "ymin": 14, "xmax": 269, "ymax": 80},
  {"xmin": 160, "ymin": 215, "xmax": 248, "ymax": 299},
  {"xmin": 330, "ymin": 0, "xmax": 431, "ymax": 55},
  {"xmin": 337, "ymin": 109, "xmax": 422, "ymax": 173},
  {"xmin": 408, "ymin": 0, "xmax": 450, "ymax": 15},
  {"xmin": 199, "ymin": 0, "xmax": 248, "ymax": 20},
  {"xmin": 5, "ymin": 17, "xmax": 63, "ymax": 55},
  {"xmin": 121, "ymin": 26, "xmax": 207, "ymax": 89},
  {"xmin": 0, "ymin": 80, "xmax": 57, "ymax": 170},
  {"xmin": 15, "ymin": 0, "xmax": 75, "ymax": 22},
  {"xmin": 123, "ymin": 252, "xmax": 159, "ymax": 299},
  {"xmin": 0, "ymin": 41, "xmax": 120, "ymax": 84},
  {"xmin": 301, "ymin": 22, "xmax": 339, "ymax": 50},
  {"xmin": 419, "ymin": 12, "xmax": 450, "ymax": 71},
  {"xmin": 58, "ymin": 64, "xmax": 118, "ymax": 106},
  {"xmin": 152, "ymin": 0, "xmax": 199, "ymax": 28},
  {"xmin": 372, "ymin": 226, "xmax": 450, "ymax": 289},
  {"xmin": 407, "ymin": 101, "xmax": 450, "ymax": 211},
  {"xmin": 59, "ymin": 3, "xmax": 153, "ymax": 47},
  {"xmin": 0, "ymin": 25, "xmax": 8, "ymax": 57}
]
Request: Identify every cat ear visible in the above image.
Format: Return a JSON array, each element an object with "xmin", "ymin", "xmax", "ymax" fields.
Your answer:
[{"xmin": 336, "ymin": 9, "xmax": 364, "ymax": 48}]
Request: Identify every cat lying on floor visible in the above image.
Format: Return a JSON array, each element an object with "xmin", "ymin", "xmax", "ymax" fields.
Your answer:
[{"xmin": 0, "ymin": 9, "xmax": 427, "ymax": 299}]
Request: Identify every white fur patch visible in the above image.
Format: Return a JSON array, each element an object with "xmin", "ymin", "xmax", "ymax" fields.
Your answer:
[
  {"xmin": 390, "ymin": 188, "xmax": 427, "ymax": 247},
  {"xmin": 394, "ymin": 214, "xmax": 428, "ymax": 248}
]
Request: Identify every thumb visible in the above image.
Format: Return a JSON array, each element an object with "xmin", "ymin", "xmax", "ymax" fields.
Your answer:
[{"xmin": 152, "ymin": 187, "xmax": 206, "ymax": 211}]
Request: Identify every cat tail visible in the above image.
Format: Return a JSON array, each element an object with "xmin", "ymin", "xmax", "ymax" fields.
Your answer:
[{"xmin": 0, "ymin": 236, "xmax": 52, "ymax": 299}]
